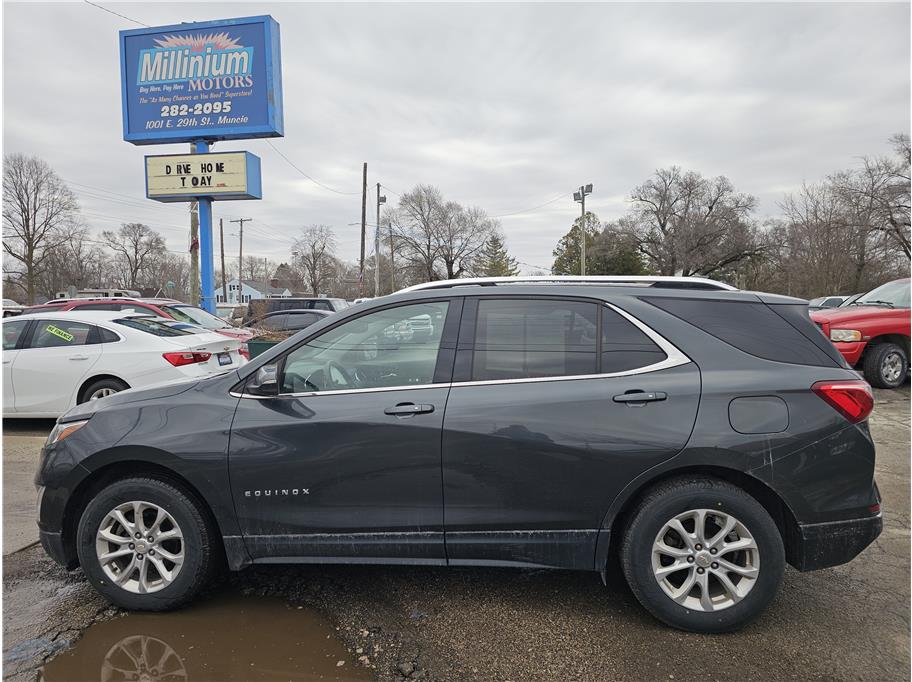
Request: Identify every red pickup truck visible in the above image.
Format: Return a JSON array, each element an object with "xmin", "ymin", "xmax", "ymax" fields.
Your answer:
[{"xmin": 811, "ymin": 278, "xmax": 911, "ymax": 388}]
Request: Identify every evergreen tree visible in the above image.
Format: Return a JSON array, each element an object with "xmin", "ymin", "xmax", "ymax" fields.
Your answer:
[
  {"xmin": 477, "ymin": 233, "xmax": 520, "ymax": 276},
  {"xmin": 551, "ymin": 212, "xmax": 602, "ymax": 275}
]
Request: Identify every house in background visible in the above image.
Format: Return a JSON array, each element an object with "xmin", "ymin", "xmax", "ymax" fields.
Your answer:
[{"xmin": 213, "ymin": 279, "xmax": 292, "ymax": 305}]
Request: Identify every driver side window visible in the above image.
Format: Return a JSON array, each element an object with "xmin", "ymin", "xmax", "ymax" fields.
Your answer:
[{"xmin": 279, "ymin": 301, "xmax": 449, "ymax": 394}]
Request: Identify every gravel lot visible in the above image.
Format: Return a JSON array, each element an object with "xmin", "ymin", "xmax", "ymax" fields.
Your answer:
[{"xmin": 3, "ymin": 386, "xmax": 909, "ymax": 681}]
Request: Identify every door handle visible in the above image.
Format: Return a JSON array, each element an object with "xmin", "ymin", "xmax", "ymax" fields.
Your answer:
[
  {"xmin": 69, "ymin": 355, "xmax": 90, "ymax": 361},
  {"xmin": 613, "ymin": 391, "xmax": 666, "ymax": 404},
  {"xmin": 384, "ymin": 402, "xmax": 435, "ymax": 416}
]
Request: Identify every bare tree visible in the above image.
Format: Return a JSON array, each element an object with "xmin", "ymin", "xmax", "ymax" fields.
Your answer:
[
  {"xmin": 101, "ymin": 223, "xmax": 166, "ymax": 289},
  {"xmin": 389, "ymin": 185, "xmax": 443, "ymax": 282},
  {"xmin": 626, "ymin": 167, "xmax": 761, "ymax": 277},
  {"xmin": 436, "ymin": 204, "xmax": 496, "ymax": 278},
  {"xmin": 2, "ymin": 154, "xmax": 79, "ymax": 303},
  {"xmin": 293, "ymin": 225, "xmax": 337, "ymax": 295},
  {"xmin": 36, "ymin": 225, "xmax": 111, "ymax": 299}
]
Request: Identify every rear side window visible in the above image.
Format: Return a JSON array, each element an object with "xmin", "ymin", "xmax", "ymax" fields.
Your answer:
[
  {"xmin": 97, "ymin": 327, "xmax": 121, "ymax": 343},
  {"xmin": 115, "ymin": 317, "xmax": 193, "ymax": 337},
  {"xmin": 642, "ymin": 297, "xmax": 839, "ymax": 367},
  {"xmin": 286, "ymin": 313, "xmax": 320, "ymax": 330},
  {"xmin": 31, "ymin": 320, "xmax": 94, "ymax": 347},
  {"xmin": 601, "ymin": 308, "xmax": 667, "ymax": 372},
  {"xmin": 313, "ymin": 300, "xmax": 332, "ymax": 311},
  {"xmin": 471, "ymin": 299, "xmax": 598, "ymax": 380},
  {"xmin": 74, "ymin": 303, "xmax": 118, "ymax": 311},
  {"xmin": 22, "ymin": 304, "xmax": 65, "ymax": 315}
]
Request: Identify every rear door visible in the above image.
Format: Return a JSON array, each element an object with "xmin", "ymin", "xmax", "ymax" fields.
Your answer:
[
  {"xmin": 13, "ymin": 318, "xmax": 104, "ymax": 414},
  {"xmin": 441, "ymin": 296, "xmax": 701, "ymax": 569}
]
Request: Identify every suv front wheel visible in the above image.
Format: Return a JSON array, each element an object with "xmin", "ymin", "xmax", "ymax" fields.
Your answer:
[
  {"xmin": 620, "ymin": 477, "xmax": 785, "ymax": 633},
  {"xmin": 76, "ymin": 477, "xmax": 216, "ymax": 610}
]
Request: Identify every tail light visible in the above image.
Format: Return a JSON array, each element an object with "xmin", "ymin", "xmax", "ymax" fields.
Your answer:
[
  {"xmin": 163, "ymin": 351, "xmax": 212, "ymax": 367},
  {"xmin": 239, "ymin": 343, "xmax": 250, "ymax": 360},
  {"xmin": 811, "ymin": 379, "xmax": 874, "ymax": 423}
]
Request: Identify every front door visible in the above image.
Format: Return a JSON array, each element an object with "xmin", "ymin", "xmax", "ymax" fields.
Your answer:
[
  {"xmin": 229, "ymin": 299, "xmax": 459, "ymax": 563},
  {"xmin": 441, "ymin": 296, "xmax": 701, "ymax": 569},
  {"xmin": 2, "ymin": 318, "xmax": 31, "ymax": 413}
]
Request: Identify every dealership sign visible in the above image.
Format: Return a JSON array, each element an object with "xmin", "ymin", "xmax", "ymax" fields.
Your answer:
[
  {"xmin": 120, "ymin": 16, "xmax": 283, "ymax": 144},
  {"xmin": 145, "ymin": 151, "xmax": 262, "ymax": 202}
]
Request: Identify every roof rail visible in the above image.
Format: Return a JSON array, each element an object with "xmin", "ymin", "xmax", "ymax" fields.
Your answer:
[{"xmin": 399, "ymin": 275, "xmax": 736, "ymax": 293}]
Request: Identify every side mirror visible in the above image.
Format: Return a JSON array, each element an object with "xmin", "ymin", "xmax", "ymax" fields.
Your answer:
[{"xmin": 247, "ymin": 363, "xmax": 279, "ymax": 397}]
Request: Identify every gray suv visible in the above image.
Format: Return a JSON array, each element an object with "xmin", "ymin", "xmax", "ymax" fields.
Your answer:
[{"xmin": 35, "ymin": 276, "xmax": 882, "ymax": 632}]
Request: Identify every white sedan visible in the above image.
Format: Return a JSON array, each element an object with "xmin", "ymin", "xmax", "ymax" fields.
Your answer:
[{"xmin": 2, "ymin": 311, "xmax": 246, "ymax": 418}]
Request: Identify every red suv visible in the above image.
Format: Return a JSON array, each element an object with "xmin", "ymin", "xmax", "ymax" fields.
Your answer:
[
  {"xmin": 811, "ymin": 278, "xmax": 911, "ymax": 388},
  {"xmin": 21, "ymin": 298, "xmax": 254, "ymax": 350}
]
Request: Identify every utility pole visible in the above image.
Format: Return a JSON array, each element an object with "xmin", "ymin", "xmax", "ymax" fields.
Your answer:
[
  {"xmin": 359, "ymin": 162, "xmax": 367, "ymax": 297},
  {"xmin": 573, "ymin": 184, "xmax": 593, "ymax": 276},
  {"xmin": 230, "ymin": 217, "xmax": 251, "ymax": 283},
  {"xmin": 219, "ymin": 218, "xmax": 227, "ymax": 304},
  {"xmin": 376, "ymin": 182, "xmax": 386, "ymax": 297},
  {"xmin": 190, "ymin": 201, "xmax": 200, "ymax": 304},
  {"xmin": 388, "ymin": 219, "xmax": 395, "ymax": 292}
]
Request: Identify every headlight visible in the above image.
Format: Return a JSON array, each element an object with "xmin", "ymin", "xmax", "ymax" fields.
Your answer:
[
  {"xmin": 46, "ymin": 419, "xmax": 89, "ymax": 446},
  {"xmin": 830, "ymin": 329, "xmax": 862, "ymax": 343}
]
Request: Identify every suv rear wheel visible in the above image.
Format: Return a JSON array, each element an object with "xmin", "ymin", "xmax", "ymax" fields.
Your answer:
[
  {"xmin": 76, "ymin": 477, "xmax": 216, "ymax": 610},
  {"xmin": 620, "ymin": 476, "xmax": 785, "ymax": 633},
  {"xmin": 863, "ymin": 342, "xmax": 908, "ymax": 389}
]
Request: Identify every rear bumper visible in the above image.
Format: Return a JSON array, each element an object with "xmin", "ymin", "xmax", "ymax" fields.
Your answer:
[{"xmin": 792, "ymin": 513, "xmax": 882, "ymax": 571}]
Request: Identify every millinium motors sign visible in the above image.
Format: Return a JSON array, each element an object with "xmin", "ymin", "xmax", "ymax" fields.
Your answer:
[{"xmin": 119, "ymin": 16, "xmax": 283, "ymax": 144}]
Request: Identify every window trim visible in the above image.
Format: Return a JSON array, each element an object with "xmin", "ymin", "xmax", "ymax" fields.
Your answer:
[{"xmin": 231, "ymin": 297, "xmax": 689, "ymax": 399}]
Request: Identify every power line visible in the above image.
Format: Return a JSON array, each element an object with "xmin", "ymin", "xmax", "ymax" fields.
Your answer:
[
  {"xmin": 489, "ymin": 192, "xmax": 572, "ymax": 219},
  {"xmin": 265, "ymin": 140, "xmax": 361, "ymax": 196},
  {"xmin": 82, "ymin": 0, "xmax": 149, "ymax": 27}
]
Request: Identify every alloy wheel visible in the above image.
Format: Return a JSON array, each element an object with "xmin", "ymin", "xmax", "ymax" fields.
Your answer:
[
  {"xmin": 651, "ymin": 509, "xmax": 759, "ymax": 612},
  {"xmin": 882, "ymin": 351, "xmax": 904, "ymax": 384},
  {"xmin": 90, "ymin": 387, "xmax": 118, "ymax": 400},
  {"xmin": 95, "ymin": 501, "xmax": 185, "ymax": 594}
]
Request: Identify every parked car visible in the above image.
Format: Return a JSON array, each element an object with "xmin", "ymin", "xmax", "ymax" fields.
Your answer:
[
  {"xmin": 243, "ymin": 297, "xmax": 349, "ymax": 324},
  {"xmin": 21, "ymin": 298, "xmax": 255, "ymax": 348},
  {"xmin": 249, "ymin": 309, "xmax": 333, "ymax": 334},
  {"xmin": 2, "ymin": 298, "xmax": 25, "ymax": 317},
  {"xmin": 36, "ymin": 276, "xmax": 881, "ymax": 634},
  {"xmin": 810, "ymin": 277, "xmax": 911, "ymax": 388},
  {"xmin": 3, "ymin": 311, "xmax": 245, "ymax": 418},
  {"xmin": 807, "ymin": 295, "xmax": 847, "ymax": 311}
]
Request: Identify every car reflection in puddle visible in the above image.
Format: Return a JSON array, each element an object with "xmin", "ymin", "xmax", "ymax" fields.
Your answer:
[{"xmin": 41, "ymin": 593, "xmax": 370, "ymax": 681}]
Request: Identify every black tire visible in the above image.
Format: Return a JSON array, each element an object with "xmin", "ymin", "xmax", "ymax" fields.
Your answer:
[
  {"xmin": 620, "ymin": 476, "xmax": 785, "ymax": 633},
  {"xmin": 863, "ymin": 342, "xmax": 908, "ymax": 389},
  {"xmin": 76, "ymin": 477, "xmax": 216, "ymax": 610},
  {"xmin": 79, "ymin": 377, "xmax": 129, "ymax": 404}
]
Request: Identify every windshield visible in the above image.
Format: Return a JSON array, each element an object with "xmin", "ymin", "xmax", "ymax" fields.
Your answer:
[
  {"xmin": 855, "ymin": 280, "xmax": 911, "ymax": 308},
  {"xmin": 162, "ymin": 305, "xmax": 228, "ymax": 330}
]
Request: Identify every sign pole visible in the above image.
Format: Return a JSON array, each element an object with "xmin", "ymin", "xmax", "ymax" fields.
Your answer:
[{"xmin": 195, "ymin": 140, "xmax": 216, "ymax": 314}]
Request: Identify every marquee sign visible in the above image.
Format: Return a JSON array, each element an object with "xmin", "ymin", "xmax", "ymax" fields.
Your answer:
[
  {"xmin": 120, "ymin": 16, "xmax": 283, "ymax": 144},
  {"xmin": 145, "ymin": 151, "xmax": 262, "ymax": 202}
]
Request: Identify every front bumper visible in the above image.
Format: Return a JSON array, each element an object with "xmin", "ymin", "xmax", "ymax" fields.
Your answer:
[
  {"xmin": 792, "ymin": 512, "xmax": 883, "ymax": 571},
  {"xmin": 832, "ymin": 340, "xmax": 866, "ymax": 366}
]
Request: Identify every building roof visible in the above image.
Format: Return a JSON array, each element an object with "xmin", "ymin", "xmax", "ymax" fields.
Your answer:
[{"xmin": 223, "ymin": 279, "xmax": 290, "ymax": 296}]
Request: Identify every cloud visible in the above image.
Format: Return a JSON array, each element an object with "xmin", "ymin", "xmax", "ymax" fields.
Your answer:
[{"xmin": 3, "ymin": 1, "xmax": 909, "ymax": 273}]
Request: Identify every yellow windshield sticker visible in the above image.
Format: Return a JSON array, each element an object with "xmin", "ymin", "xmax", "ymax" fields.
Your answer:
[{"xmin": 45, "ymin": 325, "xmax": 74, "ymax": 343}]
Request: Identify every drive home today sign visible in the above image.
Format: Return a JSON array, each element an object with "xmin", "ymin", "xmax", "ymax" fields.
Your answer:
[
  {"xmin": 120, "ymin": 16, "xmax": 283, "ymax": 144},
  {"xmin": 145, "ymin": 151, "xmax": 262, "ymax": 202}
]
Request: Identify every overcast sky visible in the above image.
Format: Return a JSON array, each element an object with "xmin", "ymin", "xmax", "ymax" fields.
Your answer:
[{"xmin": 4, "ymin": 1, "xmax": 910, "ymax": 274}]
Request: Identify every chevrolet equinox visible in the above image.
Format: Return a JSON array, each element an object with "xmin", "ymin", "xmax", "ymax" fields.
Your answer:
[{"xmin": 35, "ymin": 276, "xmax": 883, "ymax": 633}]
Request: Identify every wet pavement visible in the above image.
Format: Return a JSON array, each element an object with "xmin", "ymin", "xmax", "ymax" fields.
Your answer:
[
  {"xmin": 2, "ymin": 387, "xmax": 909, "ymax": 681},
  {"xmin": 41, "ymin": 594, "xmax": 370, "ymax": 682}
]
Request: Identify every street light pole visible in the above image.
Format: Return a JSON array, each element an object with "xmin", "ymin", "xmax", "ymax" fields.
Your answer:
[
  {"xmin": 376, "ymin": 183, "xmax": 386, "ymax": 297},
  {"xmin": 573, "ymin": 184, "xmax": 593, "ymax": 276}
]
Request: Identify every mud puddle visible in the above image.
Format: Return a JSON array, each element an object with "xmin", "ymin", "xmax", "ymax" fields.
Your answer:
[{"xmin": 40, "ymin": 592, "xmax": 370, "ymax": 681}]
